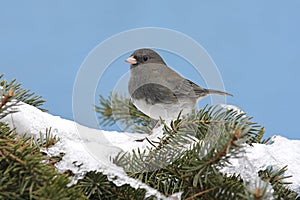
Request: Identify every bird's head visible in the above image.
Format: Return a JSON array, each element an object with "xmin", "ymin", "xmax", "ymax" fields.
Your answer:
[{"xmin": 125, "ymin": 48, "xmax": 166, "ymax": 68}]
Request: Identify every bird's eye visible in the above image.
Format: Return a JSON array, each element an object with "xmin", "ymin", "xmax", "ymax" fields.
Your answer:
[{"xmin": 143, "ymin": 56, "xmax": 148, "ymax": 62}]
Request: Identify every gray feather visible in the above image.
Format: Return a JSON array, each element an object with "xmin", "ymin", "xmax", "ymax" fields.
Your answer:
[{"xmin": 204, "ymin": 89, "xmax": 233, "ymax": 97}]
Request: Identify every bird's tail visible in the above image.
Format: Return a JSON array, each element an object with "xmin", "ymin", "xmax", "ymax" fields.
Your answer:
[{"xmin": 205, "ymin": 89, "xmax": 233, "ymax": 97}]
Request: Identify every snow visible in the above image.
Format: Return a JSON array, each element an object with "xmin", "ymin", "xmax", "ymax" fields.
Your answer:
[
  {"xmin": 1, "ymin": 102, "xmax": 300, "ymax": 198},
  {"xmin": 220, "ymin": 135, "xmax": 300, "ymax": 193}
]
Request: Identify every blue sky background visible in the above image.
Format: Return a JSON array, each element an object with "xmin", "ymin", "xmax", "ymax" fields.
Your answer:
[{"xmin": 1, "ymin": 1, "xmax": 299, "ymax": 139}]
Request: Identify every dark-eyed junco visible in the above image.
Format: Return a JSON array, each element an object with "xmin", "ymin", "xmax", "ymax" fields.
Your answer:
[{"xmin": 125, "ymin": 48, "xmax": 232, "ymax": 121}]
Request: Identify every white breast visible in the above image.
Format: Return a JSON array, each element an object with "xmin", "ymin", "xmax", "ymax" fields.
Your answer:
[{"xmin": 132, "ymin": 98, "xmax": 196, "ymax": 121}]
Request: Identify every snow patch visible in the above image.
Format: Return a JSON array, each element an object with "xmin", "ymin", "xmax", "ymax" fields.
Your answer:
[{"xmin": 221, "ymin": 136, "xmax": 300, "ymax": 192}]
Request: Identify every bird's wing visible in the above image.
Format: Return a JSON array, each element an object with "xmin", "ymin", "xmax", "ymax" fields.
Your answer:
[
  {"xmin": 131, "ymin": 83, "xmax": 179, "ymax": 105},
  {"xmin": 172, "ymin": 78, "xmax": 208, "ymax": 99},
  {"xmin": 177, "ymin": 78, "xmax": 234, "ymax": 99},
  {"xmin": 187, "ymin": 79, "xmax": 209, "ymax": 97},
  {"xmin": 160, "ymin": 65, "xmax": 207, "ymax": 99}
]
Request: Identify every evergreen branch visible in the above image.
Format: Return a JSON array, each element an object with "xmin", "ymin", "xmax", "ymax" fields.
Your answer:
[
  {"xmin": 107, "ymin": 93, "xmax": 298, "ymax": 199},
  {"xmin": 77, "ymin": 171, "xmax": 154, "ymax": 200},
  {"xmin": 0, "ymin": 123, "xmax": 85, "ymax": 199},
  {"xmin": 95, "ymin": 93, "xmax": 157, "ymax": 133},
  {"xmin": 206, "ymin": 129, "xmax": 241, "ymax": 165},
  {"xmin": 112, "ymin": 104, "xmax": 265, "ymax": 199},
  {"xmin": 0, "ymin": 90, "xmax": 14, "ymax": 109},
  {"xmin": 0, "ymin": 148, "xmax": 25, "ymax": 165},
  {"xmin": 34, "ymin": 127, "xmax": 58, "ymax": 149},
  {"xmin": 0, "ymin": 90, "xmax": 18, "ymax": 120},
  {"xmin": 258, "ymin": 166, "xmax": 299, "ymax": 199},
  {"xmin": 0, "ymin": 74, "xmax": 46, "ymax": 113}
]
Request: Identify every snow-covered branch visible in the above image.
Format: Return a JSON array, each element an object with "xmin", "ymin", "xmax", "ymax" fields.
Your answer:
[{"xmin": 1, "ymin": 102, "xmax": 299, "ymax": 197}]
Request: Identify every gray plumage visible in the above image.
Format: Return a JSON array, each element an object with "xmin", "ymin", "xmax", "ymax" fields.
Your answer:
[{"xmin": 126, "ymin": 48, "xmax": 232, "ymax": 120}]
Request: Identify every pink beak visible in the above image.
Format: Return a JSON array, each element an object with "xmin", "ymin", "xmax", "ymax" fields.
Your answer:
[{"xmin": 125, "ymin": 56, "xmax": 137, "ymax": 65}]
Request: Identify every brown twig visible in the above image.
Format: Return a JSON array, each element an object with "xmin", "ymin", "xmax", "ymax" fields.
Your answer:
[
  {"xmin": 0, "ymin": 90, "xmax": 14, "ymax": 109},
  {"xmin": 186, "ymin": 186, "xmax": 218, "ymax": 200},
  {"xmin": 206, "ymin": 129, "xmax": 241, "ymax": 165},
  {"xmin": 0, "ymin": 149, "xmax": 25, "ymax": 165}
]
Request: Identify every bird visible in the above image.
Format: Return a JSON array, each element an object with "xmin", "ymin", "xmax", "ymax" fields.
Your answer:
[{"xmin": 125, "ymin": 48, "xmax": 232, "ymax": 121}]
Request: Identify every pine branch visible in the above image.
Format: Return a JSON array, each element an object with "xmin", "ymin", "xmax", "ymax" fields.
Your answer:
[
  {"xmin": 0, "ymin": 74, "xmax": 46, "ymax": 114},
  {"xmin": 77, "ymin": 171, "xmax": 154, "ymax": 200},
  {"xmin": 0, "ymin": 123, "xmax": 85, "ymax": 199},
  {"xmin": 0, "ymin": 90, "xmax": 14, "ymax": 109},
  {"xmin": 95, "ymin": 93, "xmax": 157, "ymax": 133},
  {"xmin": 112, "ymin": 105, "xmax": 263, "ymax": 199},
  {"xmin": 258, "ymin": 166, "xmax": 299, "ymax": 200},
  {"xmin": 34, "ymin": 127, "xmax": 58, "ymax": 149},
  {"xmin": 101, "ymin": 92, "xmax": 298, "ymax": 199}
]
